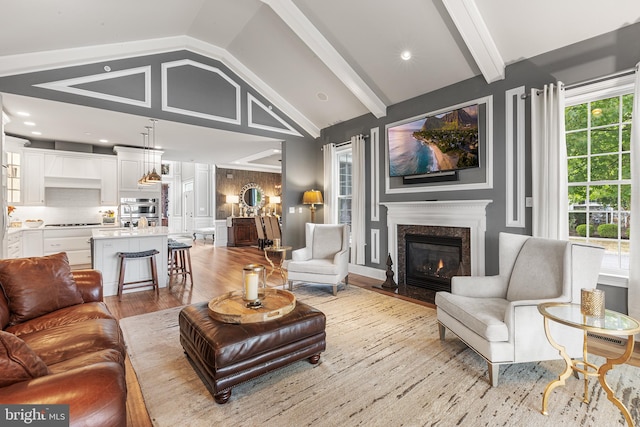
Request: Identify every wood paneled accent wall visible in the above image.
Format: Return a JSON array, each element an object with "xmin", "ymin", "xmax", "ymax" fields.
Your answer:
[{"xmin": 215, "ymin": 168, "xmax": 282, "ymax": 219}]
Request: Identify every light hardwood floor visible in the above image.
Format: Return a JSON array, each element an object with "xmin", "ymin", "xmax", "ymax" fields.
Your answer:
[{"xmin": 103, "ymin": 241, "xmax": 639, "ymax": 427}]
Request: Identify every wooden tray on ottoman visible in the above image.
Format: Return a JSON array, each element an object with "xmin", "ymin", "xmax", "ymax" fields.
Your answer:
[{"xmin": 208, "ymin": 288, "xmax": 296, "ymax": 324}]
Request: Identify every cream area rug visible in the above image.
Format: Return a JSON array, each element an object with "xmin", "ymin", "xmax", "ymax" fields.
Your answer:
[{"xmin": 120, "ymin": 286, "xmax": 640, "ymax": 427}]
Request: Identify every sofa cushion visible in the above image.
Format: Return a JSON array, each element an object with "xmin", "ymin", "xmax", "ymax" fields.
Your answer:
[
  {"xmin": 6, "ymin": 302, "xmax": 116, "ymax": 337},
  {"xmin": 0, "ymin": 253, "xmax": 84, "ymax": 326},
  {"xmin": 20, "ymin": 318, "xmax": 125, "ymax": 366},
  {"xmin": 47, "ymin": 349, "xmax": 125, "ymax": 375},
  {"xmin": 506, "ymin": 238, "xmax": 568, "ymax": 302},
  {"xmin": 0, "ymin": 330, "xmax": 50, "ymax": 387},
  {"xmin": 435, "ymin": 292, "xmax": 510, "ymax": 342}
]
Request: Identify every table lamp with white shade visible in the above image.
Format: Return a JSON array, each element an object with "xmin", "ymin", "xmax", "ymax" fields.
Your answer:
[
  {"xmin": 269, "ymin": 195, "xmax": 281, "ymax": 216},
  {"xmin": 226, "ymin": 194, "xmax": 240, "ymax": 217}
]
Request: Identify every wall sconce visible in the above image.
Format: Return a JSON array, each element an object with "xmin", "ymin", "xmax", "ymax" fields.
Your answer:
[
  {"xmin": 226, "ymin": 194, "xmax": 239, "ymax": 217},
  {"xmin": 302, "ymin": 189, "xmax": 323, "ymax": 223},
  {"xmin": 269, "ymin": 195, "xmax": 281, "ymax": 216}
]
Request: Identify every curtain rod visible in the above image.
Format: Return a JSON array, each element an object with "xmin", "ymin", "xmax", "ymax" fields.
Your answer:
[
  {"xmin": 322, "ymin": 134, "xmax": 369, "ymax": 150},
  {"xmin": 564, "ymin": 67, "xmax": 636, "ymax": 90},
  {"xmin": 521, "ymin": 67, "xmax": 637, "ymax": 99}
]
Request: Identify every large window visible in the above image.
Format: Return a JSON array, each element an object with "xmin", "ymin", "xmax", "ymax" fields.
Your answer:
[
  {"xmin": 336, "ymin": 146, "xmax": 352, "ymax": 227},
  {"xmin": 565, "ymin": 86, "xmax": 632, "ymax": 277}
]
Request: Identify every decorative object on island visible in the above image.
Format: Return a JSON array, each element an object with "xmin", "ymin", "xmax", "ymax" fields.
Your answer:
[
  {"xmin": 302, "ymin": 189, "xmax": 323, "ymax": 223},
  {"xmin": 269, "ymin": 195, "xmax": 281, "ymax": 216},
  {"xmin": 374, "ymin": 253, "xmax": 398, "ymax": 291},
  {"xmin": 242, "ymin": 264, "xmax": 266, "ymax": 308},
  {"xmin": 226, "ymin": 194, "xmax": 239, "ymax": 217},
  {"xmin": 580, "ymin": 288, "xmax": 605, "ymax": 317}
]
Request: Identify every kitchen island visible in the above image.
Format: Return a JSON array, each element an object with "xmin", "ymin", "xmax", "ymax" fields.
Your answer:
[{"xmin": 91, "ymin": 227, "xmax": 168, "ymax": 297}]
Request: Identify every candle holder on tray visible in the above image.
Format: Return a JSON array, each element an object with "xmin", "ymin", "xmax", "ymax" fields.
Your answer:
[{"xmin": 242, "ymin": 264, "xmax": 267, "ymax": 308}]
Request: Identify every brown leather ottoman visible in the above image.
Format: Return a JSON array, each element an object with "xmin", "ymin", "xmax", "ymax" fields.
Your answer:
[{"xmin": 179, "ymin": 300, "xmax": 326, "ymax": 404}]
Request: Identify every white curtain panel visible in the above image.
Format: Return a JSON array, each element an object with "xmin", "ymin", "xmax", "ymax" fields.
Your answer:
[
  {"xmin": 628, "ymin": 63, "xmax": 640, "ymax": 327},
  {"xmin": 530, "ymin": 83, "xmax": 568, "ymax": 239},
  {"xmin": 323, "ymin": 143, "xmax": 337, "ymax": 224},
  {"xmin": 351, "ymin": 135, "xmax": 366, "ymax": 265}
]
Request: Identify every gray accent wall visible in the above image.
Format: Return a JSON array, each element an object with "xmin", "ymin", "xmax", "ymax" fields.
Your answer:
[{"xmin": 318, "ymin": 22, "xmax": 640, "ymax": 310}]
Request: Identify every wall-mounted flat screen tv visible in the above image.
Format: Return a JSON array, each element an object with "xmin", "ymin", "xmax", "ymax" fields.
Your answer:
[{"xmin": 387, "ymin": 104, "xmax": 479, "ymax": 177}]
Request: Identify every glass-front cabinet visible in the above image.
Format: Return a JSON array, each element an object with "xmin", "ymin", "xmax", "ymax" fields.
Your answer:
[{"xmin": 6, "ymin": 150, "xmax": 20, "ymax": 204}]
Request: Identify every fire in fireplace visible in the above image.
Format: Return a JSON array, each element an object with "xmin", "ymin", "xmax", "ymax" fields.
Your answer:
[{"xmin": 405, "ymin": 234, "xmax": 462, "ymax": 292}]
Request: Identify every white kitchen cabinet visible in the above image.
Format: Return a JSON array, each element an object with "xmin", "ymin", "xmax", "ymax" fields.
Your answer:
[
  {"xmin": 23, "ymin": 151, "xmax": 45, "ymax": 205},
  {"xmin": 22, "ymin": 230, "xmax": 43, "ymax": 257},
  {"xmin": 100, "ymin": 157, "xmax": 118, "ymax": 205},
  {"xmin": 43, "ymin": 228, "xmax": 92, "ymax": 268},
  {"xmin": 114, "ymin": 146, "xmax": 162, "ymax": 196},
  {"xmin": 7, "ymin": 231, "xmax": 21, "ymax": 258},
  {"xmin": 195, "ymin": 164, "xmax": 211, "ymax": 217}
]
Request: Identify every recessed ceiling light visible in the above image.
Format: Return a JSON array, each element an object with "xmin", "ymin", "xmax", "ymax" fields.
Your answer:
[
  {"xmin": 592, "ymin": 108, "xmax": 603, "ymax": 117},
  {"xmin": 316, "ymin": 92, "xmax": 329, "ymax": 101},
  {"xmin": 99, "ymin": 139, "xmax": 109, "ymax": 143},
  {"xmin": 16, "ymin": 111, "xmax": 30, "ymax": 117},
  {"xmin": 401, "ymin": 50, "xmax": 412, "ymax": 61},
  {"xmin": 24, "ymin": 121, "xmax": 35, "ymax": 126},
  {"xmin": 31, "ymin": 131, "xmax": 42, "ymax": 136}
]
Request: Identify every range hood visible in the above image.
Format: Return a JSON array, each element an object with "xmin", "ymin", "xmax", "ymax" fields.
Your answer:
[{"xmin": 44, "ymin": 176, "xmax": 101, "ymax": 189}]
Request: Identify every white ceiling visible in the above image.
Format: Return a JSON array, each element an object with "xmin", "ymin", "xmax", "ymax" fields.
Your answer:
[{"xmin": 1, "ymin": 0, "xmax": 639, "ymax": 168}]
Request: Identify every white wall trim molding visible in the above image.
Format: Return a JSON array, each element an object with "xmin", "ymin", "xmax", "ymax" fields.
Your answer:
[
  {"xmin": 384, "ymin": 95, "xmax": 493, "ymax": 194},
  {"xmin": 247, "ymin": 93, "xmax": 302, "ymax": 137},
  {"xmin": 381, "ymin": 200, "xmax": 492, "ymax": 282},
  {"xmin": 34, "ymin": 66, "xmax": 151, "ymax": 108},
  {"xmin": 370, "ymin": 228, "xmax": 380, "ymax": 264},
  {"xmin": 505, "ymin": 86, "xmax": 526, "ymax": 228},
  {"xmin": 161, "ymin": 59, "xmax": 241, "ymax": 125},
  {"xmin": 370, "ymin": 126, "xmax": 380, "ymax": 221}
]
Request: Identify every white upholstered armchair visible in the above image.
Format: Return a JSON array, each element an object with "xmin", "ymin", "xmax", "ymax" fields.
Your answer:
[
  {"xmin": 435, "ymin": 232, "xmax": 604, "ymax": 386},
  {"xmin": 284, "ymin": 223, "xmax": 349, "ymax": 296}
]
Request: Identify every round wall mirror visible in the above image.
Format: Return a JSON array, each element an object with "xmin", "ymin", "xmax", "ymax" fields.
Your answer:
[{"xmin": 239, "ymin": 182, "xmax": 265, "ymax": 214}]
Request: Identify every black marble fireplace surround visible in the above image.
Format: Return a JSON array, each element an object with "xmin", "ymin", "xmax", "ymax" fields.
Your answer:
[{"xmin": 393, "ymin": 225, "xmax": 471, "ymax": 304}]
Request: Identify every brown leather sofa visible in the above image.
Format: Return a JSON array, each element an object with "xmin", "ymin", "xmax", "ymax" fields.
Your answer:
[{"xmin": 0, "ymin": 253, "xmax": 127, "ymax": 427}]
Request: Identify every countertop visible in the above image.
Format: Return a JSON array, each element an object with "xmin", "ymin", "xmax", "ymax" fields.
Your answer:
[{"xmin": 91, "ymin": 226, "xmax": 169, "ymax": 240}]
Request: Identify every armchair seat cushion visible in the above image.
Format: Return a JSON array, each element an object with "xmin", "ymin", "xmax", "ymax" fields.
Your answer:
[
  {"xmin": 286, "ymin": 259, "xmax": 341, "ymax": 276},
  {"xmin": 436, "ymin": 293, "xmax": 509, "ymax": 342}
]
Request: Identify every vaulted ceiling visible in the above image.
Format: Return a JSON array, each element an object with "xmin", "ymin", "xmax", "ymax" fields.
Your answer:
[{"xmin": 1, "ymin": 0, "xmax": 639, "ymax": 166}]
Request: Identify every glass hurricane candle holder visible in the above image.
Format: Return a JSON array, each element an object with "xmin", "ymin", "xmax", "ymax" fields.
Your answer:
[{"xmin": 242, "ymin": 264, "xmax": 266, "ymax": 308}]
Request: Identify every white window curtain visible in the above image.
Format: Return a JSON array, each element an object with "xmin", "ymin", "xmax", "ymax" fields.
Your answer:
[
  {"xmin": 531, "ymin": 82, "xmax": 568, "ymax": 239},
  {"xmin": 351, "ymin": 135, "xmax": 366, "ymax": 265},
  {"xmin": 323, "ymin": 142, "xmax": 337, "ymax": 224},
  {"xmin": 628, "ymin": 63, "xmax": 640, "ymax": 327}
]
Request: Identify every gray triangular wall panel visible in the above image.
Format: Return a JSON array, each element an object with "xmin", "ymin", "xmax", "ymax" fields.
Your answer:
[
  {"xmin": 33, "ymin": 66, "xmax": 151, "ymax": 108},
  {"xmin": 162, "ymin": 59, "xmax": 241, "ymax": 125},
  {"xmin": 248, "ymin": 94, "xmax": 302, "ymax": 137}
]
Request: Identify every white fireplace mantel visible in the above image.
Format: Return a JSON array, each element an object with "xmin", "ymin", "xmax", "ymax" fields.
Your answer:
[{"xmin": 381, "ymin": 200, "xmax": 492, "ymax": 280}]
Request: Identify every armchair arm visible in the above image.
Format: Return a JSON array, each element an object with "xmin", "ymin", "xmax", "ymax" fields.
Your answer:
[
  {"xmin": 292, "ymin": 247, "xmax": 312, "ymax": 261},
  {"xmin": 0, "ymin": 362, "xmax": 126, "ymax": 426},
  {"xmin": 451, "ymin": 275, "xmax": 509, "ymax": 298},
  {"xmin": 72, "ymin": 269, "xmax": 103, "ymax": 302}
]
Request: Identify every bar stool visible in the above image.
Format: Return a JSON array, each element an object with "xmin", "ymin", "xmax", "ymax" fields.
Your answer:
[
  {"xmin": 117, "ymin": 249, "xmax": 160, "ymax": 301},
  {"xmin": 168, "ymin": 239, "xmax": 193, "ymax": 286}
]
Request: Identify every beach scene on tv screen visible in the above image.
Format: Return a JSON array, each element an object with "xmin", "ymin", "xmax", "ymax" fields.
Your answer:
[{"xmin": 388, "ymin": 104, "xmax": 479, "ymax": 177}]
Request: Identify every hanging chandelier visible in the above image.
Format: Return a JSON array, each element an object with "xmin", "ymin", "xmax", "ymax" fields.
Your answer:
[{"xmin": 137, "ymin": 131, "xmax": 151, "ymax": 186}]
